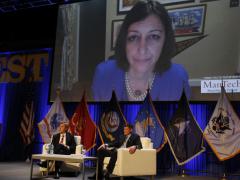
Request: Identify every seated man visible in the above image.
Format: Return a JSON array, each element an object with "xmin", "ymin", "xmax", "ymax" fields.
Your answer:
[
  {"xmin": 38, "ymin": 122, "xmax": 76, "ymax": 179},
  {"xmin": 88, "ymin": 123, "xmax": 142, "ymax": 179}
]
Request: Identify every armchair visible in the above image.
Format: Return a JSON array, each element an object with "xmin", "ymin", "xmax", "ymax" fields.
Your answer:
[
  {"xmin": 104, "ymin": 137, "xmax": 156, "ymax": 180},
  {"xmin": 40, "ymin": 136, "xmax": 83, "ymax": 173}
]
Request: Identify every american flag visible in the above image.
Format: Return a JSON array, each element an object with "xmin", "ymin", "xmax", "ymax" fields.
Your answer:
[{"xmin": 19, "ymin": 101, "xmax": 35, "ymax": 145}]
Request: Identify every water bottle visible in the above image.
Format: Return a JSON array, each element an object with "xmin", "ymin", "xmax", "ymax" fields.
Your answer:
[
  {"xmin": 49, "ymin": 143, "xmax": 54, "ymax": 154},
  {"xmin": 82, "ymin": 148, "xmax": 86, "ymax": 155},
  {"xmin": 45, "ymin": 144, "xmax": 49, "ymax": 154}
]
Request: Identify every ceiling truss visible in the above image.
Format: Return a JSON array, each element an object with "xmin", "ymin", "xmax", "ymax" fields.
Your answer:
[{"xmin": 0, "ymin": 0, "xmax": 81, "ymax": 13}]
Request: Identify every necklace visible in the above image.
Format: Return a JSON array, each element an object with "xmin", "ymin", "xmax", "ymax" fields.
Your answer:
[{"xmin": 125, "ymin": 72, "xmax": 155, "ymax": 101}]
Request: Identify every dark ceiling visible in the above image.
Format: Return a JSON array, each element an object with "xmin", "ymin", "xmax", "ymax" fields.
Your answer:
[
  {"xmin": 0, "ymin": 0, "xmax": 89, "ymax": 51},
  {"xmin": 0, "ymin": 0, "xmax": 82, "ymax": 13}
]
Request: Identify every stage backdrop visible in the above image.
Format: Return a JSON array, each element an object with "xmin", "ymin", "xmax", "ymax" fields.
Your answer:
[
  {"xmin": 0, "ymin": 48, "xmax": 239, "ymax": 176},
  {"xmin": 0, "ymin": 48, "xmax": 52, "ymax": 161}
]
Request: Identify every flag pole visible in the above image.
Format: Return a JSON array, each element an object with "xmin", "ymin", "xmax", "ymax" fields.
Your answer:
[
  {"xmin": 220, "ymin": 160, "xmax": 228, "ymax": 180},
  {"xmin": 182, "ymin": 169, "xmax": 187, "ymax": 177},
  {"xmin": 221, "ymin": 78, "xmax": 223, "ymax": 108},
  {"xmin": 56, "ymin": 87, "xmax": 61, "ymax": 97},
  {"xmin": 147, "ymin": 83, "xmax": 150, "ymax": 138},
  {"xmin": 182, "ymin": 89, "xmax": 188, "ymax": 178},
  {"xmin": 178, "ymin": 164, "xmax": 188, "ymax": 178},
  {"xmin": 220, "ymin": 79, "xmax": 228, "ymax": 180},
  {"xmin": 220, "ymin": 172, "xmax": 227, "ymax": 180}
]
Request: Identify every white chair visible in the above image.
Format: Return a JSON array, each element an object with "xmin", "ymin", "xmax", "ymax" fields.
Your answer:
[
  {"xmin": 40, "ymin": 136, "xmax": 83, "ymax": 174},
  {"xmin": 104, "ymin": 137, "xmax": 157, "ymax": 180}
]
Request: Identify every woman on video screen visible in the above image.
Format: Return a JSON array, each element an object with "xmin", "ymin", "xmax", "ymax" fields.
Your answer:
[{"xmin": 91, "ymin": 0, "xmax": 190, "ymax": 101}]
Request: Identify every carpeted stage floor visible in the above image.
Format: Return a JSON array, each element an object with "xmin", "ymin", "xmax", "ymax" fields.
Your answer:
[{"xmin": 0, "ymin": 161, "xmax": 238, "ymax": 180}]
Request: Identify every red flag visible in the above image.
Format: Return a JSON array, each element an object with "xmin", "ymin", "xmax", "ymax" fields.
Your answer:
[{"xmin": 69, "ymin": 93, "xmax": 96, "ymax": 151}]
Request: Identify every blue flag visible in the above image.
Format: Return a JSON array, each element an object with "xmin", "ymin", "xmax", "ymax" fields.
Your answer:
[
  {"xmin": 134, "ymin": 92, "xmax": 167, "ymax": 152},
  {"xmin": 98, "ymin": 91, "xmax": 127, "ymax": 144}
]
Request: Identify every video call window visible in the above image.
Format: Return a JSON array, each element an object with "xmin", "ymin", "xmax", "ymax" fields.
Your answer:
[{"xmin": 50, "ymin": 0, "xmax": 240, "ymax": 102}]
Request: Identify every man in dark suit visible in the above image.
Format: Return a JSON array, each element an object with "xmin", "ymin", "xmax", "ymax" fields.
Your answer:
[
  {"xmin": 52, "ymin": 122, "xmax": 76, "ymax": 155},
  {"xmin": 88, "ymin": 123, "xmax": 142, "ymax": 179},
  {"xmin": 38, "ymin": 122, "xmax": 76, "ymax": 179},
  {"xmin": 52, "ymin": 122, "xmax": 76, "ymax": 179}
]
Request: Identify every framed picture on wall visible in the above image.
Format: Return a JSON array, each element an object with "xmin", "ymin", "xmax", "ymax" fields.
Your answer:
[
  {"xmin": 168, "ymin": 4, "xmax": 207, "ymax": 37},
  {"xmin": 117, "ymin": 0, "xmax": 138, "ymax": 14},
  {"xmin": 200, "ymin": 0, "xmax": 220, "ymax": 2},
  {"xmin": 117, "ymin": 0, "xmax": 195, "ymax": 14},
  {"xmin": 111, "ymin": 19, "xmax": 123, "ymax": 50},
  {"xmin": 159, "ymin": 0, "xmax": 194, "ymax": 6}
]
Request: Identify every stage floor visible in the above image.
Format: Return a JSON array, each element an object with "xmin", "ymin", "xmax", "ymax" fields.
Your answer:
[{"xmin": 0, "ymin": 161, "xmax": 238, "ymax": 180}]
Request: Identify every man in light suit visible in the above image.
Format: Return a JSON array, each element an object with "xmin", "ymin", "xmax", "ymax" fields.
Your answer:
[
  {"xmin": 38, "ymin": 122, "xmax": 76, "ymax": 179},
  {"xmin": 88, "ymin": 123, "xmax": 142, "ymax": 179}
]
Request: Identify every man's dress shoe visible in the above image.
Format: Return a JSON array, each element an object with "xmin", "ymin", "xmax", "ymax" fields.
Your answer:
[
  {"xmin": 37, "ymin": 161, "xmax": 47, "ymax": 168},
  {"xmin": 54, "ymin": 171, "xmax": 60, "ymax": 179},
  {"xmin": 104, "ymin": 171, "xmax": 110, "ymax": 180},
  {"xmin": 88, "ymin": 173, "xmax": 103, "ymax": 179}
]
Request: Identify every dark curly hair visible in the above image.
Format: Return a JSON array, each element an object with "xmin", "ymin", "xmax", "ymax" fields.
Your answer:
[{"xmin": 114, "ymin": 0, "xmax": 175, "ymax": 74}]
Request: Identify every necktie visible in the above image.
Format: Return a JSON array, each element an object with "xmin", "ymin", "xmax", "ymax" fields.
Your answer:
[
  {"xmin": 123, "ymin": 136, "xmax": 128, "ymax": 148},
  {"xmin": 121, "ymin": 135, "xmax": 129, "ymax": 148},
  {"xmin": 60, "ymin": 134, "xmax": 64, "ymax": 144}
]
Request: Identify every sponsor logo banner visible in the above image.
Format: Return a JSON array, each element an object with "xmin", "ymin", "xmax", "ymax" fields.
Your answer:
[{"xmin": 201, "ymin": 79, "xmax": 240, "ymax": 93}]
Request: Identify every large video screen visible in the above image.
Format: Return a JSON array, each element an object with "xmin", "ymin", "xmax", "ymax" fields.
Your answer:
[{"xmin": 50, "ymin": 0, "xmax": 240, "ymax": 102}]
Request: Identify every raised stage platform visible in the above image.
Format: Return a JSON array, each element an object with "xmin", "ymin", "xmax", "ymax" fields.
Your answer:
[{"xmin": 0, "ymin": 161, "xmax": 240, "ymax": 180}]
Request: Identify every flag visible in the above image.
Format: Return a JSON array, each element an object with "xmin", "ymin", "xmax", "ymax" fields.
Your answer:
[
  {"xmin": 175, "ymin": 35, "xmax": 207, "ymax": 56},
  {"xmin": 165, "ymin": 91, "xmax": 205, "ymax": 165},
  {"xmin": 98, "ymin": 91, "xmax": 127, "ymax": 144},
  {"xmin": 19, "ymin": 101, "xmax": 35, "ymax": 145},
  {"xmin": 69, "ymin": 93, "xmax": 96, "ymax": 151},
  {"xmin": 203, "ymin": 86, "xmax": 240, "ymax": 161},
  {"xmin": 134, "ymin": 92, "xmax": 167, "ymax": 152},
  {"xmin": 38, "ymin": 96, "xmax": 68, "ymax": 143}
]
